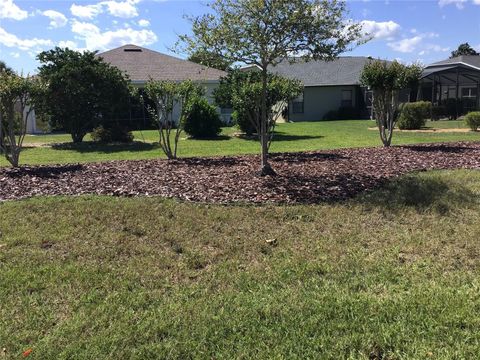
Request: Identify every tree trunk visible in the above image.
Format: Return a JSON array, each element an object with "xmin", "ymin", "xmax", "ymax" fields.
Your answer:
[
  {"xmin": 259, "ymin": 67, "xmax": 275, "ymax": 176},
  {"xmin": 72, "ymin": 132, "xmax": 85, "ymax": 144},
  {"xmin": 374, "ymin": 89, "xmax": 395, "ymax": 147}
]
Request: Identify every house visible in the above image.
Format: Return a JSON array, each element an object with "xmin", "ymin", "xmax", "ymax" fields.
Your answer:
[
  {"xmin": 264, "ymin": 56, "xmax": 375, "ymax": 121},
  {"xmin": 26, "ymin": 44, "xmax": 228, "ymax": 133},
  {"xmin": 98, "ymin": 44, "xmax": 229, "ymax": 124},
  {"xmin": 418, "ymin": 55, "xmax": 480, "ymax": 117}
]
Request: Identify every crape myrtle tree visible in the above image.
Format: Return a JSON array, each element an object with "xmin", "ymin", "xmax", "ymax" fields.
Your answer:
[
  {"xmin": 144, "ymin": 80, "xmax": 204, "ymax": 159},
  {"xmin": 0, "ymin": 71, "xmax": 45, "ymax": 167},
  {"xmin": 214, "ymin": 70, "xmax": 302, "ymax": 143},
  {"xmin": 360, "ymin": 60, "xmax": 423, "ymax": 147},
  {"xmin": 178, "ymin": 0, "xmax": 363, "ymax": 176},
  {"xmin": 0, "ymin": 61, "xmax": 15, "ymax": 152},
  {"xmin": 36, "ymin": 47, "xmax": 131, "ymax": 143}
]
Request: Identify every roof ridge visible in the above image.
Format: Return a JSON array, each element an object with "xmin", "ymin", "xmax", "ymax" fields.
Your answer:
[{"xmin": 98, "ymin": 44, "xmax": 226, "ymax": 74}]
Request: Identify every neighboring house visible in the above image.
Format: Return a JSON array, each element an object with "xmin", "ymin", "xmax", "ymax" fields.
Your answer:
[
  {"xmin": 26, "ymin": 44, "xmax": 228, "ymax": 133},
  {"xmin": 19, "ymin": 103, "xmax": 37, "ymax": 134},
  {"xmin": 98, "ymin": 44, "xmax": 229, "ymax": 124},
  {"xmin": 262, "ymin": 56, "xmax": 375, "ymax": 121},
  {"xmin": 419, "ymin": 55, "xmax": 480, "ymax": 117}
]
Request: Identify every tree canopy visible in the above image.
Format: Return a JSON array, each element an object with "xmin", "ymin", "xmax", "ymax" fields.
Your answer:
[
  {"xmin": 144, "ymin": 80, "xmax": 204, "ymax": 159},
  {"xmin": 178, "ymin": 0, "xmax": 363, "ymax": 175},
  {"xmin": 36, "ymin": 47, "xmax": 132, "ymax": 143},
  {"xmin": 361, "ymin": 60, "xmax": 423, "ymax": 147},
  {"xmin": 0, "ymin": 71, "xmax": 45, "ymax": 166},
  {"xmin": 450, "ymin": 43, "xmax": 479, "ymax": 58},
  {"xmin": 188, "ymin": 49, "xmax": 233, "ymax": 71},
  {"xmin": 214, "ymin": 70, "xmax": 302, "ymax": 137},
  {"xmin": 0, "ymin": 61, "xmax": 14, "ymax": 75}
]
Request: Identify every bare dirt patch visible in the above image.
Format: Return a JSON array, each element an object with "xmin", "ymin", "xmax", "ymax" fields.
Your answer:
[{"xmin": 1, "ymin": 142, "xmax": 479, "ymax": 204}]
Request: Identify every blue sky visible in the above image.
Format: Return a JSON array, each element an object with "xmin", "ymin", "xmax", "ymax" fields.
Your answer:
[{"xmin": 0, "ymin": 0, "xmax": 479, "ymax": 73}]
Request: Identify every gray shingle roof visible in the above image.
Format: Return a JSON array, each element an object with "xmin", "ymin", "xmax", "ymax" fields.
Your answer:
[
  {"xmin": 269, "ymin": 56, "xmax": 372, "ymax": 87},
  {"xmin": 98, "ymin": 44, "xmax": 227, "ymax": 83},
  {"xmin": 426, "ymin": 55, "xmax": 480, "ymax": 70}
]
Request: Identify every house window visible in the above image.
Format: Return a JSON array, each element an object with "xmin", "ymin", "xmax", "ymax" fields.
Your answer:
[
  {"xmin": 341, "ymin": 90, "xmax": 353, "ymax": 107},
  {"xmin": 462, "ymin": 87, "xmax": 477, "ymax": 99},
  {"xmin": 292, "ymin": 93, "xmax": 304, "ymax": 114},
  {"xmin": 462, "ymin": 87, "xmax": 478, "ymax": 111}
]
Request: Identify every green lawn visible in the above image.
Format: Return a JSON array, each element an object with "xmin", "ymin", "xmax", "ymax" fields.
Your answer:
[
  {"xmin": 6, "ymin": 119, "xmax": 479, "ymax": 166},
  {"xmin": 1, "ymin": 169, "xmax": 480, "ymax": 358}
]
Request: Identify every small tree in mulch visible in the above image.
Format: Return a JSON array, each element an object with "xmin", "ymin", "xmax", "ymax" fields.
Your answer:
[
  {"xmin": 360, "ymin": 60, "xmax": 423, "ymax": 147},
  {"xmin": 0, "ymin": 72, "xmax": 45, "ymax": 167},
  {"xmin": 214, "ymin": 70, "xmax": 302, "ymax": 139},
  {"xmin": 144, "ymin": 80, "xmax": 204, "ymax": 159},
  {"xmin": 177, "ymin": 0, "xmax": 363, "ymax": 176},
  {"xmin": 232, "ymin": 73, "xmax": 302, "ymax": 148}
]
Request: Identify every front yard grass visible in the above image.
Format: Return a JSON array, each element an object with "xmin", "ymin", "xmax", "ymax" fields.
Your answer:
[
  {"xmin": 1, "ymin": 169, "xmax": 480, "ymax": 358},
  {"xmin": 7, "ymin": 119, "xmax": 480, "ymax": 166}
]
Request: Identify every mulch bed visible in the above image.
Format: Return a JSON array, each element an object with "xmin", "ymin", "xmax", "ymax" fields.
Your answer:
[{"xmin": 1, "ymin": 142, "xmax": 480, "ymax": 204}]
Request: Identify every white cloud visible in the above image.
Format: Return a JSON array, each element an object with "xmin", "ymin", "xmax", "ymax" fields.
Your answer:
[
  {"xmin": 473, "ymin": 0, "xmax": 480, "ymax": 4},
  {"xmin": 0, "ymin": 0, "xmax": 28, "ymax": 20},
  {"xmin": 360, "ymin": 20, "xmax": 400, "ymax": 40},
  {"xmin": 10, "ymin": 52, "xmax": 20, "ymax": 58},
  {"xmin": 70, "ymin": 4, "xmax": 102, "ymax": 19},
  {"xmin": 58, "ymin": 40, "xmax": 80, "ymax": 49},
  {"xmin": 71, "ymin": 20, "xmax": 157, "ymax": 51},
  {"xmin": 0, "ymin": 26, "xmax": 53, "ymax": 51},
  {"xmin": 103, "ymin": 1, "xmax": 139, "ymax": 18},
  {"xmin": 388, "ymin": 36, "xmax": 423, "ymax": 53},
  {"xmin": 438, "ymin": 0, "xmax": 467, "ymax": 9},
  {"xmin": 70, "ymin": 0, "xmax": 140, "ymax": 19},
  {"xmin": 138, "ymin": 19, "xmax": 150, "ymax": 27},
  {"xmin": 42, "ymin": 10, "xmax": 68, "ymax": 28},
  {"xmin": 426, "ymin": 44, "xmax": 449, "ymax": 52},
  {"xmin": 72, "ymin": 21, "xmax": 100, "ymax": 37},
  {"xmin": 388, "ymin": 32, "xmax": 444, "ymax": 54}
]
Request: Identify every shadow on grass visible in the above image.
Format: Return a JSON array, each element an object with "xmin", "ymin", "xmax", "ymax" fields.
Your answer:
[
  {"xmin": 51, "ymin": 141, "xmax": 158, "ymax": 154},
  {"xmin": 358, "ymin": 173, "xmax": 477, "ymax": 213},
  {"xmin": 186, "ymin": 135, "xmax": 231, "ymax": 141},
  {"xmin": 236, "ymin": 131, "xmax": 324, "ymax": 142}
]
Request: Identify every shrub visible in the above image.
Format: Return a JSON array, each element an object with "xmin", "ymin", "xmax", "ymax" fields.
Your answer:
[
  {"xmin": 322, "ymin": 110, "xmax": 338, "ymax": 121},
  {"xmin": 337, "ymin": 106, "xmax": 360, "ymax": 120},
  {"xmin": 431, "ymin": 105, "xmax": 446, "ymax": 121},
  {"xmin": 322, "ymin": 107, "xmax": 360, "ymax": 120},
  {"xmin": 397, "ymin": 101, "xmax": 431, "ymax": 130},
  {"xmin": 465, "ymin": 111, "xmax": 480, "ymax": 131},
  {"xmin": 184, "ymin": 98, "xmax": 222, "ymax": 138},
  {"xmin": 231, "ymin": 110, "xmax": 254, "ymax": 135},
  {"xmin": 91, "ymin": 124, "xmax": 134, "ymax": 143}
]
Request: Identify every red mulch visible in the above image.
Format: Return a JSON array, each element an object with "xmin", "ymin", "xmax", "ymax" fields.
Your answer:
[{"xmin": 1, "ymin": 142, "xmax": 480, "ymax": 204}]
